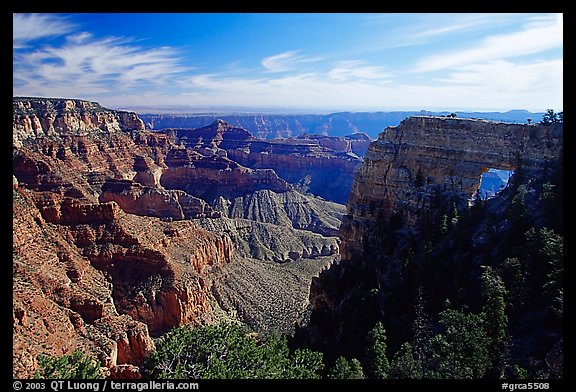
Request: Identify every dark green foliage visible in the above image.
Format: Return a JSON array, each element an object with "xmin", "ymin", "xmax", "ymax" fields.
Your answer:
[
  {"xmin": 147, "ymin": 323, "xmax": 324, "ymax": 379},
  {"xmin": 412, "ymin": 286, "xmax": 432, "ymax": 372},
  {"xmin": 327, "ymin": 357, "xmax": 364, "ymax": 379},
  {"xmin": 387, "ymin": 308, "xmax": 491, "ymax": 379},
  {"xmin": 540, "ymin": 182, "xmax": 556, "ymax": 203},
  {"xmin": 500, "ymin": 257, "xmax": 528, "ymax": 311},
  {"xmin": 388, "ymin": 342, "xmax": 422, "ymax": 378},
  {"xmin": 34, "ymin": 351, "xmax": 102, "ymax": 379},
  {"xmin": 365, "ymin": 322, "xmax": 390, "ymax": 379},
  {"xmin": 298, "ymin": 155, "xmax": 562, "ymax": 379},
  {"xmin": 440, "ymin": 214, "xmax": 449, "ymax": 235},
  {"xmin": 508, "ymin": 184, "xmax": 530, "ymax": 236},
  {"xmin": 481, "ymin": 266, "xmax": 508, "ymax": 373},
  {"xmin": 289, "ymin": 348, "xmax": 325, "ymax": 379},
  {"xmin": 511, "ymin": 364, "xmax": 529, "ymax": 379},
  {"xmin": 430, "ymin": 309, "xmax": 491, "ymax": 378},
  {"xmin": 525, "ymin": 227, "xmax": 563, "ymax": 301},
  {"xmin": 540, "ymin": 109, "xmax": 563, "ymax": 124}
]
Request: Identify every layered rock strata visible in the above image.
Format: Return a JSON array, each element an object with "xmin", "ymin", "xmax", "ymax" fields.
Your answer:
[
  {"xmin": 14, "ymin": 97, "xmax": 145, "ymax": 148},
  {"xmin": 161, "ymin": 121, "xmax": 363, "ymax": 204},
  {"xmin": 299, "ymin": 116, "xmax": 563, "ymax": 362},
  {"xmin": 341, "ymin": 116, "xmax": 563, "ymax": 260},
  {"xmin": 13, "ymin": 186, "xmax": 234, "ymax": 376},
  {"xmin": 13, "ymin": 97, "xmax": 345, "ymax": 377}
]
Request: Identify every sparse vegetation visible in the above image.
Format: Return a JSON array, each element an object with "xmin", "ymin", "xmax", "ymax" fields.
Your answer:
[
  {"xmin": 34, "ymin": 351, "xmax": 102, "ymax": 379},
  {"xmin": 146, "ymin": 322, "xmax": 325, "ymax": 379}
]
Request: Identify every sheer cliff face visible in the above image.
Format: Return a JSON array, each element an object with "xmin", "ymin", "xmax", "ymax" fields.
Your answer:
[
  {"xmin": 12, "ymin": 99, "xmax": 236, "ymax": 377},
  {"xmin": 341, "ymin": 116, "xmax": 563, "ymax": 260},
  {"xmin": 13, "ymin": 98, "xmax": 145, "ymax": 148},
  {"xmin": 13, "ymin": 98, "xmax": 345, "ymax": 377},
  {"xmin": 13, "ymin": 188, "xmax": 233, "ymax": 377},
  {"xmin": 299, "ymin": 116, "xmax": 563, "ymax": 362}
]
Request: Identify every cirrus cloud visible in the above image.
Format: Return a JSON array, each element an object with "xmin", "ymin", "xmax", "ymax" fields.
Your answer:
[
  {"xmin": 13, "ymin": 13, "xmax": 76, "ymax": 48},
  {"xmin": 415, "ymin": 13, "xmax": 562, "ymax": 72},
  {"xmin": 261, "ymin": 50, "xmax": 322, "ymax": 72},
  {"xmin": 14, "ymin": 34, "xmax": 188, "ymax": 97}
]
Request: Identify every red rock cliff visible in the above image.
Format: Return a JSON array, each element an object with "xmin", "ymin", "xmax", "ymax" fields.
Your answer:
[{"xmin": 12, "ymin": 98, "xmax": 235, "ymax": 377}]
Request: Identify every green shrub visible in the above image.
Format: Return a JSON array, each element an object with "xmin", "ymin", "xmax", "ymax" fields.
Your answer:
[
  {"xmin": 34, "ymin": 351, "xmax": 102, "ymax": 379},
  {"xmin": 146, "ymin": 322, "xmax": 324, "ymax": 379}
]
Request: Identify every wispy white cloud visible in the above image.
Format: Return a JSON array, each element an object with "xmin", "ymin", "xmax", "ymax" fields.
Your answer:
[
  {"xmin": 261, "ymin": 50, "xmax": 322, "ymax": 72},
  {"xmin": 328, "ymin": 61, "xmax": 391, "ymax": 81},
  {"xmin": 356, "ymin": 13, "xmax": 519, "ymax": 54},
  {"xmin": 65, "ymin": 31, "xmax": 93, "ymax": 44},
  {"xmin": 13, "ymin": 14, "xmax": 76, "ymax": 48},
  {"xmin": 13, "ymin": 13, "xmax": 562, "ymax": 112},
  {"xmin": 439, "ymin": 59, "xmax": 562, "ymax": 91},
  {"xmin": 411, "ymin": 13, "xmax": 517, "ymax": 39},
  {"xmin": 14, "ymin": 35, "xmax": 187, "ymax": 97},
  {"xmin": 161, "ymin": 61, "xmax": 561, "ymax": 112},
  {"xmin": 415, "ymin": 13, "xmax": 562, "ymax": 72}
]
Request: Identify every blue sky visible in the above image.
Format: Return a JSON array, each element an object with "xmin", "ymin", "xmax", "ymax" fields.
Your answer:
[{"xmin": 13, "ymin": 13, "xmax": 563, "ymax": 112}]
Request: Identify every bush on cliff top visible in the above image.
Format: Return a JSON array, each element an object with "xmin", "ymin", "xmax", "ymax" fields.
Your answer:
[{"xmin": 146, "ymin": 322, "xmax": 326, "ymax": 379}]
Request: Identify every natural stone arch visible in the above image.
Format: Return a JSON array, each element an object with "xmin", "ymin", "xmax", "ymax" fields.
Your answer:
[{"xmin": 341, "ymin": 116, "xmax": 563, "ymax": 259}]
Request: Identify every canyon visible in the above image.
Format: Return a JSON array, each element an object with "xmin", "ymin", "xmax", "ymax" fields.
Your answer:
[
  {"xmin": 137, "ymin": 110, "xmax": 542, "ymax": 139},
  {"xmin": 13, "ymin": 97, "xmax": 563, "ymax": 379},
  {"xmin": 160, "ymin": 120, "xmax": 368, "ymax": 203},
  {"xmin": 12, "ymin": 97, "xmax": 350, "ymax": 377}
]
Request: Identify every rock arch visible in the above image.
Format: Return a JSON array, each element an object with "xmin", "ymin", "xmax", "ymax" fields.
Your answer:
[{"xmin": 342, "ymin": 116, "xmax": 562, "ymax": 259}]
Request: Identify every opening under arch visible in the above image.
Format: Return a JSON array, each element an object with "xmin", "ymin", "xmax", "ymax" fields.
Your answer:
[{"xmin": 477, "ymin": 168, "xmax": 514, "ymax": 200}]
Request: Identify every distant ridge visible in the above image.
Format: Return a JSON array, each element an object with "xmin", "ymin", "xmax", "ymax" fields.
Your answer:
[{"xmin": 138, "ymin": 110, "xmax": 545, "ymax": 139}]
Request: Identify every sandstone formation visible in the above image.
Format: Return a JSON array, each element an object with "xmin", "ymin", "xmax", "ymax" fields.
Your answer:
[
  {"xmin": 14, "ymin": 97, "xmax": 145, "ymax": 148},
  {"xmin": 160, "ymin": 149, "xmax": 291, "ymax": 202},
  {"xmin": 161, "ymin": 121, "xmax": 363, "ymax": 204},
  {"xmin": 13, "ymin": 97, "xmax": 344, "ymax": 377},
  {"xmin": 14, "ymin": 186, "xmax": 234, "ymax": 373},
  {"xmin": 341, "ymin": 116, "xmax": 563, "ymax": 261},
  {"xmin": 14, "ymin": 188, "xmax": 156, "ymax": 376},
  {"xmin": 99, "ymin": 179, "xmax": 219, "ymax": 220},
  {"xmin": 300, "ymin": 115, "xmax": 563, "ymax": 373},
  {"xmin": 295, "ymin": 132, "xmax": 372, "ymax": 157}
]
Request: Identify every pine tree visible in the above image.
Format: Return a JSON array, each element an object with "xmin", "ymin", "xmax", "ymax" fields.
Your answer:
[
  {"xmin": 525, "ymin": 227, "xmax": 563, "ymax": 302},
  {"xmin": 34, "ymin": 351, "xmax": 102, "ymax": 379},
  {"xmin": 365, "ymin": 322, "xmax": 390, "ymax": 379},
  {"xmin": 389, "ymin": 342, "xmax": 421, "ymax": 379},
  {"xmin": 481, "ymin": 266, "xmax": 509, "ymax": 376},
  {"xmin": 147, "ymin": 323, "xmax": 325, "ymax": 379},
  {"xmin": 412, "ymin": 286, "xmax": 432, "ymax": 373},
  {"xmin": 501, "ymin": 257, "xmax": 529, "ymax": 312},
  {"xmin": 327, "ymin": 357, "xmax": 364, "ymax": 379},
  {"xmin": 540, "ymin": 109, "xmax": 561, "ymax": 124},
  {"xmin": 431, "ymin": 309, "xmax": 491, "ymax": 378}
]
